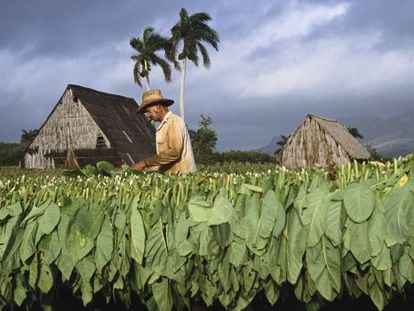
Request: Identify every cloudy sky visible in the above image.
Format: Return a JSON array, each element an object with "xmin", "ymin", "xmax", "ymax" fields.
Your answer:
[{"xmin": 1, "ymin": 0, "xmax": 414, "ymax": 150}]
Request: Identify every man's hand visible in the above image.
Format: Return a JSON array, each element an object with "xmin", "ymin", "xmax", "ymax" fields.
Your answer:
[{"xmin": 131, "ymin": 160, "xmax": 146, "ymax": 170}]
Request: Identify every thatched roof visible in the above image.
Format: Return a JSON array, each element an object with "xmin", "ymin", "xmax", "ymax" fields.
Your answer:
[
  {"xmin": 67, "ymin": 84, "xmax": 156, "ymax": 163},
  {"xmin": 23, "ymin": 84, "xmax": 156, "ymax": 168},
  {"xmin": 305, "ymin": 114, "xmax": 370, "ymax": 159},
  {"xmin": 279, "ymin": 114, "xmax": 370, "ymax": 169}
]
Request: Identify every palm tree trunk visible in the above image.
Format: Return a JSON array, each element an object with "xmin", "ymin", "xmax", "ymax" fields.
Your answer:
[
  {"xmin": 179, "ymin": 58, "xmax": 187, "ymax": 121},
  {"xmin": 144, "ymin": 60, "xmax": 151, "ymax": 91},
  {"xmin": 145, "ymin": 75, "xmax": 150, "ymax": 91}
]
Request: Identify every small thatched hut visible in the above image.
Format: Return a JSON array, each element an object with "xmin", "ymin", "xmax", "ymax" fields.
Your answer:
[
  {"xmin": 279, "ymin": 114, "xmax": 370, "ymax": 169},
  {"xmin": 21, "ymin": 84, "xmax": 156, "ymax": 169}
]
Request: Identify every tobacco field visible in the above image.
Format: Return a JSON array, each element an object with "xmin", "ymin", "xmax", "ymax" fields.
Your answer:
[{"xmin": 1, "ymin": 155, "xmax": 414, "ymax": 310}]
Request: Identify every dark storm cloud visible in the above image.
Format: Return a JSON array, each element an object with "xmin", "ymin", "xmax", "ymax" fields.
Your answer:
[
  {"xmin": 1, "ymin": 0, "xmax": 414, "ymax": 150},
  {"xmin": 0, "ymin": 1, "xmax": 203, "ymax": 58},
  {"xmin": 344, "ymin": 0, "xmax": 414, "ymax": 46}
]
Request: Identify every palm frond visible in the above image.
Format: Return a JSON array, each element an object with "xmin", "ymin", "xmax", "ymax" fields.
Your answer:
[
  {"xmin": 196, "ymin": 42, "xmax": 211, "ymax": 68},
  {"xmin": 190, "ymin": 12, "xmax": 212, "ymax": 23},
  {"xmin": 142, "ymin": 27, "xmax": 155, "ymax": 42},
  {"xmin": 179, "ymin": 8, "xmax": 189, "ymax": 20},
  {"xmin": 187, "ymin": 44, "xmax": 199, "ymax": 66},
  {"xmin": 165, "ymin": 39, "xmax": 180, "ymax": 70},
  {"xmin": 152, "ymin": 56, "xmax": 172, "ymax": 82}
]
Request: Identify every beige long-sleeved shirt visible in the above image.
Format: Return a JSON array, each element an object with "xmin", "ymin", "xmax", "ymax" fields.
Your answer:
[{"xmin": 145, "ymin": 112, "xmax": 196, "ymax": 173}]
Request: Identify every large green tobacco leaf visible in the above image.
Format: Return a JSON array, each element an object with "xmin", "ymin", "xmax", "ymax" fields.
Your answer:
[
  {"xmin": 38, "ymin": 203, "xmax": 60, "ymax": 236},
  {"xmin": 306, "ymin": 237, "xmax": 341, "ymax": 301},
  {"xmin": 38, "ymin": 263, "xmax": 53, "ymax": 294},
  {"xmin": 0, "ymin": 202, "xmax": 22, "ymax": 221},
  {"xmin": 264, "ymin": 190, "xmax": 285, "ymax": 238},
  {"xmin": 44, "ymin": 231, "xmax": 61, "ymax": 265},
  {"xmin": 240, "ymin": 194, "xmax": 260, "ymax": 244},
  {"xmin": 212, "ymin": 222, "xmax": 231, "ymax": 249},
  {"xmin": 343, "ymin": 182, "xmax": 375, "ymax": 223},
  {"xmin": 130, "ymin": 206, "xmax": 145, "ymax": 265},
  {"xmin": 287, "ymin": 210, "xmax": 306, "ymax": 284},
  {"xmin": 209, "ymin": 189, "xmax": 233, "ymax": 226},
  {"xmin": 163, "ymin": 249, "xmax": 187, "ymax": 283},
  {"xmin": 325, "ymin": 199, "xmax": 342, "ymax": 247},
  {"xmin": 188, "ymin": 196, "xmax": 211, "ymax": 222},
  {"xmin": 343, "ymin": 220, "xmax": 370, "ymax": 264},
  {"xmin": 76, "ymin": 256, "xmax": 96, "ymax": 283},
  {"xmin": 20, "ymin": 200, "xmax": 50, "ymax": 227},
  {"xmin": 384, "ymin": 184, "xmax": 413, "ymax": 246},
  {"xmin": 198, "ymin": 223, "xmax": 219, "ymax": 256},
  {"xmin": 0, "ymin": 216, "xmax": 18, "ymax": 260},
  {"xmin": 96, "ymin": 161, "xmax": 115, "ymax": 175},
  {"xmin": 32, "ymin": 203, "xmax": 60, "ymax": 247},
  {"xmin": 302, "ymin": 182, "xmax": 331, "ymax": 247},
  {"xmin": 240, "ymin": 194, "xmax": 268, "ymax": 254},
  {"xmin": 255, "ymin": 190, "xmax": 279, "ymax": 240},
  {"xmin": 188, "ymin": 189, "xmax": 233, "ymax": 226},
  {"xmin": 263, "ymin": 278, "xmax": 279, "ymax": 306},
  {"xmin": 145, "ymin": 219, "xmax": 168, "ymax": 275},
  {"xmin": 175, "ymin": 214, "xmax": 196, "ymax": 256},
  {"xmin": 272, "ymin": 235, "xmax": 287, "ymax": 285},
  {"xmin": 368, "ymin": 274, "xmax": 385, "ymax": 311},
  {"xmin": 399, "ymin": 245, "xmax": 414, "ymax": 283},
  {"xmin": 1, "ymin": 218, "xmax": 23, "ymax": 270},
  {"xmin": 368, "ymin": 204, "xmax": 386, "ymax": 257},
  {"xmin": 19, "ymin": 221, "xmax": 37, "ymax": 263},
  {"xmin": 95, "ymin": 216, "xmax": 113, "ymax": 272},
  {"xmin": 227, "ymin": 237, "xmax": 247, "ymax": 267},
  {"xmin": 68, "ymin": 208, "xmax": 96, "ymax": 261},
  {"xmin": 293, "ymin": 182, "xmax": 308, "ymax": 213},
  {"xmin": 13, "ymin": 274, "xmax": 26, "ymax": 306},
  {"xmin": 371, "ymin": 245, "xmax": 392, "ymax": 271},
  {"xmin": 152, "ymin": 278, "xmax": 173, "ymax": 311}
]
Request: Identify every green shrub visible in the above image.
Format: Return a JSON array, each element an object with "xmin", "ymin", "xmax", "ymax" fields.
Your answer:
[{"xmin": 0, "ymin": 143, "xmax": 25, "ymax": 166}]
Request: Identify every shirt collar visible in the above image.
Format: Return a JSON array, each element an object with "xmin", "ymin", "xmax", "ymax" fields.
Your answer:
[{"xmin": 157, "ymin": 111, "xmax": 172, "ymax": 131}]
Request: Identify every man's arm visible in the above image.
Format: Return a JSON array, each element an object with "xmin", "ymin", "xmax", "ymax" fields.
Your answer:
[
  {"xmin": 131, "ymin": 118, "xmax": 184, "ymax": 170},
  {"xmin": 146, "ymin": 119, "xmax": 184, "ymax": 166},
  {"xmin": 131, "ymin": 160, "xmax": 146, "ymax": 170}
]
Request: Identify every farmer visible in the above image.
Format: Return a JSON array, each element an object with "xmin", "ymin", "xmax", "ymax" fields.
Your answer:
[{"xmin": 131, "ymin": 89, "xmax": 196, "ymax": 173}]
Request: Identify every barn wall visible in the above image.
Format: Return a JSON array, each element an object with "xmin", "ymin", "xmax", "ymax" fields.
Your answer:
[
  {"xmin": 23, "ymin": 89, "xmax": 110, "ymax": 169},
  {"xmin": 280, "ymin": 117, "xmax": 351, "ymax": 169}
]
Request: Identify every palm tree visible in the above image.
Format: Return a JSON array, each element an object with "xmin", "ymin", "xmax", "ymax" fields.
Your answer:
[
  {"xmin": 170, "ymin": 8, "xmax": 219, "ymax": 121},
  {"xmin": 274, "ymin": 135, "xmax": 289, "ymax": 156},
  {"xmin": 347, "ymin": 127, "xmax": 364, "ymax": 139},
  {"xmin": 130, "ymin": 27, "xmax": 172, "ymax": 90},
  {"xmin": 21, "ymin": 129, "xmax": 39, "ymax": 146}
]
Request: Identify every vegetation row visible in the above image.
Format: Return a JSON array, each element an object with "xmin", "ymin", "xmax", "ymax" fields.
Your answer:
[{"xmin": 1, "ymin": 156, "xmax": 414, "ymax": 310}]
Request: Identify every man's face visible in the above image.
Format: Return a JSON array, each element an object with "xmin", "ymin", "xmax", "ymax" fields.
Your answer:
[{"xmin": 145, "ymin": 105, "xmax": 162, "ymax": 122}]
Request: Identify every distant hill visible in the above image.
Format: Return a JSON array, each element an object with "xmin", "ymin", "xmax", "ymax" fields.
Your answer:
[
  {"xmin": 257, "ymin": 136, "xmax": 280, "ymax": 155},
  {"xmin": 339, "ymin": 111, "xmax": 414, "ymax": 158},
  {"xmin": 258, "ymin": 111, "xmax": 414, "ymax": 158}
]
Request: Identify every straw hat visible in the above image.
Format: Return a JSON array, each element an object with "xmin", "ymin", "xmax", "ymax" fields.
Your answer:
[{"xmin": 136, "ymin": 89, "xmax": 174, "ymax": 113}]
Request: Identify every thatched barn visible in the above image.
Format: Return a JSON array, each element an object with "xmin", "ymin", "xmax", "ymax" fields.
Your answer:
[
  {"xmin": 21, "ymin": 84, "xmax": 156, "ymax": 169},
  {"xmin": 279, "ymin": 114, "xmax": 370, "ymax": 169}
]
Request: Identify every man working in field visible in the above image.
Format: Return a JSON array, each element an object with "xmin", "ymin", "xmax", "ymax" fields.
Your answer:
[{"xmin": 131, "ymin": 89, "xmax": 196, "ymax": 173}]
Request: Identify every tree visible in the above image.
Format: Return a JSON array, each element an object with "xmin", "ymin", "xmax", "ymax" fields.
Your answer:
[
  {"xmin": 189, "ymin": 114, "xmax": 217, "ymax": 164},
  {"xmin": 130, "ymin": 27, "xmax": 172, "ymax": 90},
  {"xmin": 0, "ymin": 143, "xmax": 25, "ymax": 166},
  {"xmin": 21, "ymin": 129, "xmax": 39, "ymax": 146},
  {"xmin": 170, "ymin": 8, "xmax": 219, "ymax": 121},
  {"xmin": 347, "ymin": 127, "xmax": 364, "ymax": 139},
  {"xmin": 274, "ymin": 135, "xmax": 289, "ymax": 156},
  {"xmin": 365, "ymin": 144, "xmax": 387, "ymax": 161}
]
